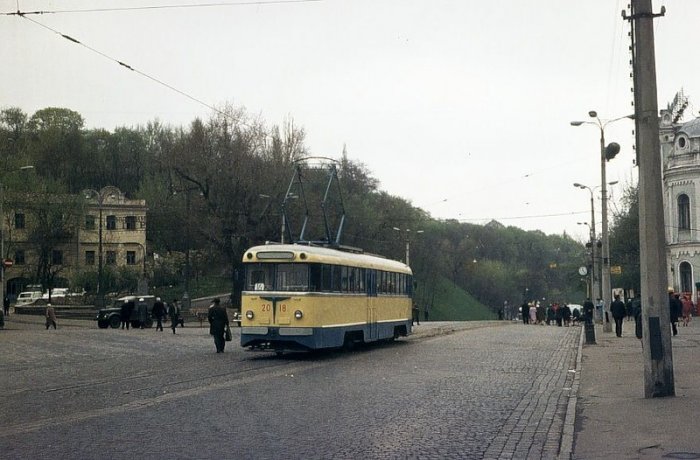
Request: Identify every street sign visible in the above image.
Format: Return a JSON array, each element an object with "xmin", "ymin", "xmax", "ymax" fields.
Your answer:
[{"xmin": 2, "ymin": 259, "xmax": 13, "ymax": 268}]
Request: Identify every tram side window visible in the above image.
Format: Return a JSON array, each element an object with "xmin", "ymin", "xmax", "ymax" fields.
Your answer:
[
  {"xmin": 246, "ymin": 264, "xmax": 273, "ymax": 291},
  {"xmin": 276, "ymin": 263, "xmax": 309, "ymax": 292},
  {"xmin": 310, "ymin": 264, "xmax": 322, "ymax": 292},
  {"xmin": 331, "ymin": 265, "xmax": 342, "ymax": 292},
  {"xmin": 341, "ymin": 266, "xmax": 349, "ymax": 292}
]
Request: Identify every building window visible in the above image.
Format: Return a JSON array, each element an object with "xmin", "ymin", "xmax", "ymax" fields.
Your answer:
[
  {"xmin": 51, "ymin": 250, "xmax": 63, "ymax": 265},
  {"xmin": 680, "ymin": 261, "xmax": 693, "ymax": 294},
  {"xmin": 14, "ymin": 213, "xmax": 25, "ymax": 229},
  {"xmin": 85, "ymin": 215, "xmax": 96, "ymax": 230},
  {"xmin": 678, "ymin": 194, "xmax": 691, "ymax": 230},
  {"xmin": 106, "ymin": 215, "xmax": 116, "ymax": 230},
  {"xmin": 106, "ymin": 251, "xmax": 117, "ymax": 265},
  {"xmin": 126, "ymin": 251, "xmax": 136, "ymax": 265},
  {"xmin": 14, "ymin": 250, "xmax": 25, "ymax": 265},
  {"xmin": 125, "ymin": 216, "xmax": 136, "ymax": 230},
  {"xmin": 85, "ymin": 250, "xmax": 95, "ymax": 265}
]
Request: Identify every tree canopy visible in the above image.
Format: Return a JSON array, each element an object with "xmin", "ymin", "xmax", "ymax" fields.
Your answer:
[{"xmin": 0, "ymin": 105, "xmax": 589, "ymax": 311}]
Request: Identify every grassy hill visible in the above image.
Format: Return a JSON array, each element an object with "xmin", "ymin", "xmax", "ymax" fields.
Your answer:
[{"xmin": 417, "ymin": 276, "xmax": 496, "ymax": 321}]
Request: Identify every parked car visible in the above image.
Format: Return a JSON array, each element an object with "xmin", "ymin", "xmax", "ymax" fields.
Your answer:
[
  {"xmin": 15, "ymin": 291, "xmax": 43, "ymax": 306},
  {"xmin": 41, "ymin": 288, "xmax": 70, "ymax": 301},
  {"xmin": 96, "ymin": 295, "xmax": 156, "ymax": 329}
]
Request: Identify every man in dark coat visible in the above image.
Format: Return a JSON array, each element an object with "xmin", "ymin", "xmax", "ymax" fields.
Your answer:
[
  {"xmin": 120, "ymin": 300, "xmax": 132, "ymax": 329},
  {"xmin": 670, "ymin": 291, "xmax": 682, "ymax": 336},
  {"xmin": 168, "ymin": 299, "xmax": 179, "ymax": 334},
  {"xmin": 583, "ymin": 298, "xmax": 594, "ymax": 325},
  {"xmin": 137, "ymin": 298, "xmax": 149, "ymax": 329},
  {"xmin": 521, "ymin": 301, "xmax": 529, "ymax": 325},
  {"xmin": 152, "ymin": 297, "xmax": 166, "ymax": 332},
  {"xmin": 610, "ymin": 294, "xmax": 626, "ymax": 337},
  {"xmin": 207, "ymin": 298, "xmax": 229, "ymax": 353}
]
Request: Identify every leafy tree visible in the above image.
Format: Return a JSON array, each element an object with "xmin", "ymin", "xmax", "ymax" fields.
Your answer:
[{"xmin": 609, "ymin": 184, "xmax": 640, "ymax": 295}]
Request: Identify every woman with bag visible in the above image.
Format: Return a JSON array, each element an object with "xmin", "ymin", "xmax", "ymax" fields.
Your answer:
[{"xmin": 207, "ymin": 298, "xmax": 229, "ymax": 353}]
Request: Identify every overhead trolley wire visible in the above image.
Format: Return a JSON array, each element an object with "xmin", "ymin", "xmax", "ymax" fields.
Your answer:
[
  {"xmin": 17, "ymin": 14, "xmax": 248, "ymax": 126},
  {"xmin": 2, "ymin": 0, "xmax": 322, "ymax": 16}
]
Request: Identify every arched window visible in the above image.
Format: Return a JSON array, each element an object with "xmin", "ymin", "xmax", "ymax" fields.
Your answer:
[
  {"xmin": 678, "ymin": 194, "xmax": 691, "ymax": 230},
  {"xmin": 680, "ymin": 261, "xmax": 693, "ymax": 294}
]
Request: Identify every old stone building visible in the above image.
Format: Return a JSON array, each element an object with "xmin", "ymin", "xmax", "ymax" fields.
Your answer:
[
  {"xmin": 661, "ymin": 108, "xmax": 700, "ymax": 300},
  {"xmin": 3, "ymin": 186, "xmax": 147, "ymax": 298}
]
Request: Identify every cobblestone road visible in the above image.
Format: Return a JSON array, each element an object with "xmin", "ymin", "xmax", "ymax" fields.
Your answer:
[{"xmin": 0, "ymin": 317, "xmax": 580, "ymax": 459}]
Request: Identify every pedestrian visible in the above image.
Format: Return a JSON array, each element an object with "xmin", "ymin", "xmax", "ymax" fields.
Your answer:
[
  {"xmin": 168, "ymin": 299, "xmax": 179, "ymax": 334},
  {"xmin": 562, "ymin": 303, "xmax": 572, "ymax": 327},
  {"xmin": 669, "ymin": 291, "xmax": 682, "ymax": 336},
  {"xmin": 546, "ymin": 304, "xmax": 555, "ymax": 325},
  {"xmin": 632, "ymin": 295, "xmax": 642, "ymax": 339},
  {"xmin": 3, "ymin": 295, "xmax": 9, "ymax": 316},
  {"xmin": 152, "ymin": 297, "xmax": 166, "ymax": 331},
  {"xmin": 681, "ymin": 295, "xmax": 693, "ymax": 327},
  {"xmin": 137, "ymin": 297, "xmax": 149, "ymax": 329},
  {"xmin": 536, "ymin": 302, "xmax": 545, "ymax": 324},
  {"xmin": 521, "ymin": 301, "xmax": 529, "ymax": 325},
  {"xmin": 412, "ymin": 303, "xmax": 420, "ymax": 325},
  {"xmin": 610, "ymin": 294, "xmax": 626, "ymax": 337},
  {"xmin": 45, "ymin": 303, "xmax": 57, "ymax": 330},
  {"xmin": 555, "ymin": 303, "xmax": 563, "ymax": 327},
  {"xmin": 583, "ymin": 298, "xmax": 594, "ymax": 325},
  {"xmin": 424, "ymin": 304, "xmax": 430, "ymax": 322},
  {"xmin": 207, "ymin": 298, "xmax": 229, "ymax": 353},
  {"xmin": 529, "ymin": 302, "xmax": 537, "ymax": 324},
  {"xmin": 120, "ymin": 300, "xmax": 132, "ymax": 330}
]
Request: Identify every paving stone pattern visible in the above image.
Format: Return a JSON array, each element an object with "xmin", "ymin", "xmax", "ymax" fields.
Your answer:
[{"xmin": 0, "ymin": 318, "xmax": 579, "ymax": 459}]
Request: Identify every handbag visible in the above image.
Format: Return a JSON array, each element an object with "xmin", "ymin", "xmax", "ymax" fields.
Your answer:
[{"xmin": 224, "ymin": 325, "xmax": 232, "ymax": 342}]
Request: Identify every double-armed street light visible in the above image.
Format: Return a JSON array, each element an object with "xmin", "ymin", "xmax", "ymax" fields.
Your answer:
[
  {"xmin": 571, "ymin": 111, "xmax": 633, "ymax": 333},
  {"xmin": 1, "ymin": 165, "xmax": 34, "ymax": 308},
  {"xmin": 392, "ymin": 227, "xmax": 424, "ymax": 266}
]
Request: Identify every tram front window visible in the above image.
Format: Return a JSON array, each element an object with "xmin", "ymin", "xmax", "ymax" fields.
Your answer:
[
  {"xmin": 246, "ymin": 264, "xmax": 274, "ymax": 291},
  {"xmin": 276, "ymin": 264, "xmax": 309, "ymax": 291}
]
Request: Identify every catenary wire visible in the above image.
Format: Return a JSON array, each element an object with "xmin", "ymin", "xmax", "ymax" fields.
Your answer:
[
  {"xmin": 18, "ymin": 15, "xmax": 247, "ymax": 127},
  {"xmin": 1, "ymin": 0, "xmax": 322, "ymax": 16}
]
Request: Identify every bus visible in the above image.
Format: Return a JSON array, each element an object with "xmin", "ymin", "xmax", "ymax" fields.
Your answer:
[{"xmin": 240, "ymin": 243, "xmax": 413, "ymax": 353}]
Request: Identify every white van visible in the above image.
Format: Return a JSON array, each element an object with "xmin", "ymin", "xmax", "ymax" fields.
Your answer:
[{"xmin": 15, "ymin": 291, "xmax": 43, "ymax": 306}]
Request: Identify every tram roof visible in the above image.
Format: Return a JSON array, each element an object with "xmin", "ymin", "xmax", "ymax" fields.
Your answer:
[{"xmin": 243, "ymin": 243, "xmax": 412, "ymax": 274}]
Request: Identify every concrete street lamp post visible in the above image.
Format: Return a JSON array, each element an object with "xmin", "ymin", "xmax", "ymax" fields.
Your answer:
[
  {"xmin": 392, "ymin": 227, "xmax": 424, "ymax": 266},
  {"xmin": 571, "ymin": 112, "xmax": 632, "ymax": 333}
]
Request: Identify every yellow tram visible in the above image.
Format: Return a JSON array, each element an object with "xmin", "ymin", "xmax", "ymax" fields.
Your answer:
[{"xmin": 240, "ymin": 243, "xmax": 413, "ymax": 352}]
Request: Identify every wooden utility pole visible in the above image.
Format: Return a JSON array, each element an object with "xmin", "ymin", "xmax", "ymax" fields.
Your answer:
[{"xmin": 625, "ymin": 0, "xmax": 674, "ymax": 398}]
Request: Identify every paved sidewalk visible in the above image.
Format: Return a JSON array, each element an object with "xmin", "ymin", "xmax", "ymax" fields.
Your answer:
[{"xmin": 573, "ymin": 319, "xmax": 700, "ymax": 459}]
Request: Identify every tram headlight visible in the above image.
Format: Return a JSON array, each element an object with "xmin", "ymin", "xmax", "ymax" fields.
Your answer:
[
  {"xmin": 294, "ymin": 310, "xmax": 303, "ymax": 320},
  {"xmin": 246, "ymin": 310, "xmax": 254, "ymax": 320}
]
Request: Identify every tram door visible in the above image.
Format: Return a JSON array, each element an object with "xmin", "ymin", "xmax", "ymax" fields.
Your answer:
[{"xmin": 366, "ymin": 270, "xmax": 378, "ymax": 340}]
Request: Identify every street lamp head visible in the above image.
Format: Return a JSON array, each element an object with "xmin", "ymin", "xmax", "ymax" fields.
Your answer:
[
  {"xmin": 573, "ymin": 182, "xmax": 582, "ymax": 188},
  {"xmin": 588, "ymin": 110, "xmax": 598, "ymax": 118},
  {"xmin": 570, "ymin": 121, "xmax": 584, "ymax": 126}
]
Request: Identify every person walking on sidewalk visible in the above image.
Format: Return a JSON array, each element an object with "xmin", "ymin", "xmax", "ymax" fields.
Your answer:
[
  {"xmin": 681, "ymin": 295, "xmax": 693, "ymax": 327},
  {"xmin": 669, "ymin": 291, "xmax": 682, "ymax": 336},
  {"xmin": 45, "ymin": 303, "xmax": 57, "ymax": 330},
  {"xmin": 610, "ymin": 294, "xmax": 626, "ymax": 337}
]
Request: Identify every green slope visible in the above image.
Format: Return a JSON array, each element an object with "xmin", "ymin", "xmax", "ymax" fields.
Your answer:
[{"xmin": 417, "ymin": 276, "xmax": 496, "ymax": 321}]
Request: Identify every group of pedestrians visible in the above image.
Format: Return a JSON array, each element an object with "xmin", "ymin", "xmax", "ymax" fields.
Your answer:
[
  {"xmin": 119, "ymin": 297, "xmax": 183, "ymax": 333},
  {"xmin": 520, "ymin": 301, "xmax": 579, "ymax": 327}
]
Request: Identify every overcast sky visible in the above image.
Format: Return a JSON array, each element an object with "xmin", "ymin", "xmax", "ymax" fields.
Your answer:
[{"xmin": 1, "ymin": 0, "xmax": 697, "ymax": 241}]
